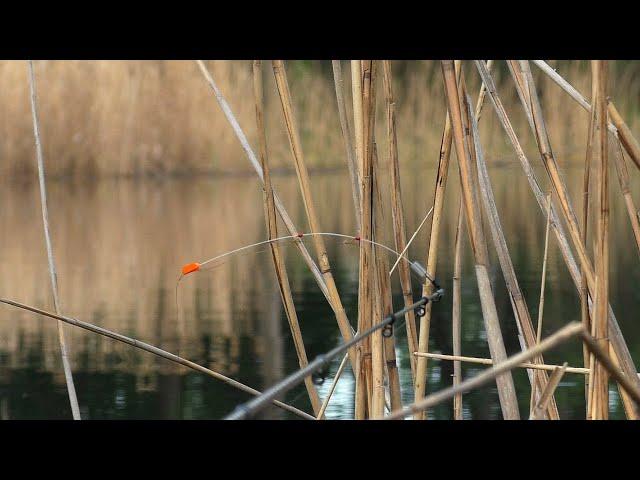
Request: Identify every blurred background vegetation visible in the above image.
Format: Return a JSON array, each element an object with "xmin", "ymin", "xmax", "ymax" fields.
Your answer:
[{"xmin": 1, "ymin": 60, "xmax": 638, "ymax": 180}]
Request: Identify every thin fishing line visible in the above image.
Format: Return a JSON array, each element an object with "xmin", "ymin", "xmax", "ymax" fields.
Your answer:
[{"xmin": 190, "ymin": 232, "xmax": 436, "ymax": 284}]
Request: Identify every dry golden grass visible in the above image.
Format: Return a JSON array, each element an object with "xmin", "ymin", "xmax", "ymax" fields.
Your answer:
[{"xmin": 1, "ymin": 60, "xmax": 636, "ymax": 179}]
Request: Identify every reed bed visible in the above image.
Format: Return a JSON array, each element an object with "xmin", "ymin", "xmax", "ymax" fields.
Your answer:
[{"xmin": 3, "ymin": 59, "xmax": 640, "ymax": 420}]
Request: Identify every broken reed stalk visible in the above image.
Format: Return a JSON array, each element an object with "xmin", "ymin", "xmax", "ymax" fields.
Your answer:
[
  {"xmin": 252, "ymin": 60, "xmax": 322, "ymax": 417},
  {"xmin": 331, "ymin": 60, "xmax": 361, "ymax": 231},
  {"xmin": 590, "ymin": 60, "xmax": 610, "ymax": 420},
  {"xmin": 413, "ymin": 60, "xmax": 459, "ymax": 420},
  {"xmin": 530, "ymin": 363, "xmax": 568, "ymax": 420},
  {"xmin": 317, "ymin": 353, "xmax": 349, "ymax": 419},
  {"xmin": 388, "ymin": 322, "xmax": 585, "ymax": 420},
  {"xmin": 28, "ymin": 60, "xmax": 81, "ymax": 421},
  {"xmin": 530, "ymin": 194, "xmax": 553, "ymax": 415},
  {"xmin": 452, "ymin": 200, "xmax": 464, "ymax": 420},
  {"xmin": 371, "ymin": 143, "xmax": 403, "ymax": 415},
  {"xmin": 612, "ymin": 136, "xmax": 640, "ymax": 259},
  {"xmin": 382, "ymin": 59, "xmax": 418, "ymax": 379},
  {"xmin": 271, "ymin": 60, "xmax": 358, "ymax": 374},
  {"xmin": 507, "ymin": 60, "xmax": 640, "ymax": 419},
  {"xmin": 195, "ymin": 60, "xmax": 332, "ymax": 306},
  {"xmin": 414, "ymin": 352, "xmax": 588, "ymax": 374},
  {"xmin": 0, "ymin": 298, "xmax": 313, "ymax": 420},
  {"xmin": 441, "ymin": 60, "xmax": 519, "ymax": 420},
  {"xmin": 468, "ymin": 87, "xmax": 559, "ymax": 420}
]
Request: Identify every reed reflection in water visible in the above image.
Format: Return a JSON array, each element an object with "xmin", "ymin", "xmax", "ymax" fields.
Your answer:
[{"xmin": 0, "ymin": 159, "xmax": 639, "ymax": 419}]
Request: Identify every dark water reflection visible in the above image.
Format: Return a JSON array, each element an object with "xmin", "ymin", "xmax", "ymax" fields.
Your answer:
[{"xmin": 0, "ymin": 161, "xmax": 638, "ymax": 419}]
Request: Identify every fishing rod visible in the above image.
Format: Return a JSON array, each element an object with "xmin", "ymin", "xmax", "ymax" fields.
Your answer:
[
  {"xmin": 223, "ymin": 287, "xmax": 445, "ymax": 420},
  {"xmin": 0, "ymin": 297, "xmax": 314, "ymax": 420}
]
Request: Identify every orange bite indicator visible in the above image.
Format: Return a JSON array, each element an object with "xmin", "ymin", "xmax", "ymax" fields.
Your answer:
[{"xmin": 181, "ymin": 262, "xmax": 201, "ymax": 276}]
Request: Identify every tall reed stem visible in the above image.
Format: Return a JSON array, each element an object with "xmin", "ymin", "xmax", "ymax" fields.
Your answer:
[
  {"xmin": 28, "ymin": 60, "xmax": 81, "ymax": 420},
  {"xmin": 590, "ymin": 60, "xmax": 610, "ymax": 420},
  {"xmin": 372, "ymin": 143, "xmax": 403, "ymax": 415},
  {"xmin": 382, "ymin": 60, "xmax": 418, "ymax": 379},
  {"xmin": 530, "ymin": 194, "xmax": 553, "ymax": 417},
  {"xmin": 252, "ymin": 60, "xmax": 322, "ymax": 416},
  {"xmin": 413, "ymin": 60, "xmax": 458, "ymax": 420},
  {"xmin": 452, "ymin": 199, "xmax": 464, "ymax": 420},
  {"xmin": 271, "ymin": 61, "xmax": 358, "ymax": 376},
  {"xmin": 441, "ymin": 60, "xmax": 519, "ymax": 419}
]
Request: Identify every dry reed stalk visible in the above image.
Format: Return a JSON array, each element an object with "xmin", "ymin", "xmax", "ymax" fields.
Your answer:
[
  {"xmin": 468, "ymin": 86, "xmax": 559, "ymax": 420},
  {"xmin": 388, "ymin": 322, "xmax": 585, "ymax": 420},
  {"xmin": 28, "ymin": 60, "xmax": 81, "ymax": 421},
  {"xmin": 506, "ymin": 60, "xmax": 640, "ymax": 418},
  {"xmin": 195, "ymin": 61, "xmax": 332, "ymax": 307},
  {"xmin": 317, "ymin": 353, "xmax": 349, "ymax": 419},
  {"xmin": 361, "ymin": 60, "xmax": 386, "ymax": 419},
  {"xmin": 452, "ymin": 200, "xmax": 464, "ymax": 420},
  {"xmin": 530, "ymin": 363, "xmax": 568, "ymax": 420},
  {"xmin": 252, "ymin": 60, "xmax": 322, "ymax": 417},
  {"xmin": 441, "ymin": 60, "xmax": 519, "ymax": 419},
  {"xmin": 331, "ymin": 60, "xmax": 361, "ymax": 231},
  {"xmin": 612, "ymin": 136, "xmax": 640, "ymax": 258},
  {"xmin": 414, "ymin": 352, "xmax": 588, "ymax": 374},
  {"xmin": 271, "ymin": 60, "xmax": 358, "ymax": 374},
  {"xmin": 372, "ymin": 142, "xmax": 403, "ymax": 415},
  {"xmin": 0, "ymin": 297, "xmax": 314, "ymax": 419},
  {"xmin": 590, "ymin": 60, "xmax": 610, "ymax": 420},
  {"xmin": 607, "ymin": 100, "xmax": 640, "ymax": 171},
  {"xmin": 382, "ymin": 60, "xmax": 418, "ymax": 379},
  {"xmin": 413, "ymin": 60, "xmax": 459, "ymax": 420},
  {"xmin": 529, "ymin": 194, "xmax": 553, "ymax": 416},
  {"xmin": 581, "ymin": 67, "xmax": 597, "ymax": 413},
  {"xmin": 352, "ymin": 59, "xmax": 370, "ymax": 419}
]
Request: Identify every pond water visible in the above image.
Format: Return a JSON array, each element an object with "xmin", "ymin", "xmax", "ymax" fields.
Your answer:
[{"xmin": 0, "ymin": 157, "xmax": 639, "ymax": 419}]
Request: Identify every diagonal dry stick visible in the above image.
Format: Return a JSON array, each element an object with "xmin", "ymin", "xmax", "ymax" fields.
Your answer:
[
  {"xmin": 331, "ymin": 60, "xmax": 361, "ymax": 232},
  {"xmin": 195, "ymin": 60, "xmax": 330, "ymax": 303}
]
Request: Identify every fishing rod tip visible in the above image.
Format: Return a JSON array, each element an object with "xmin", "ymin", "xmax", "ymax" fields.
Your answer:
[{"xmin": 181, "ymin": 262, "xmax": 201, "ymax": 276}]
